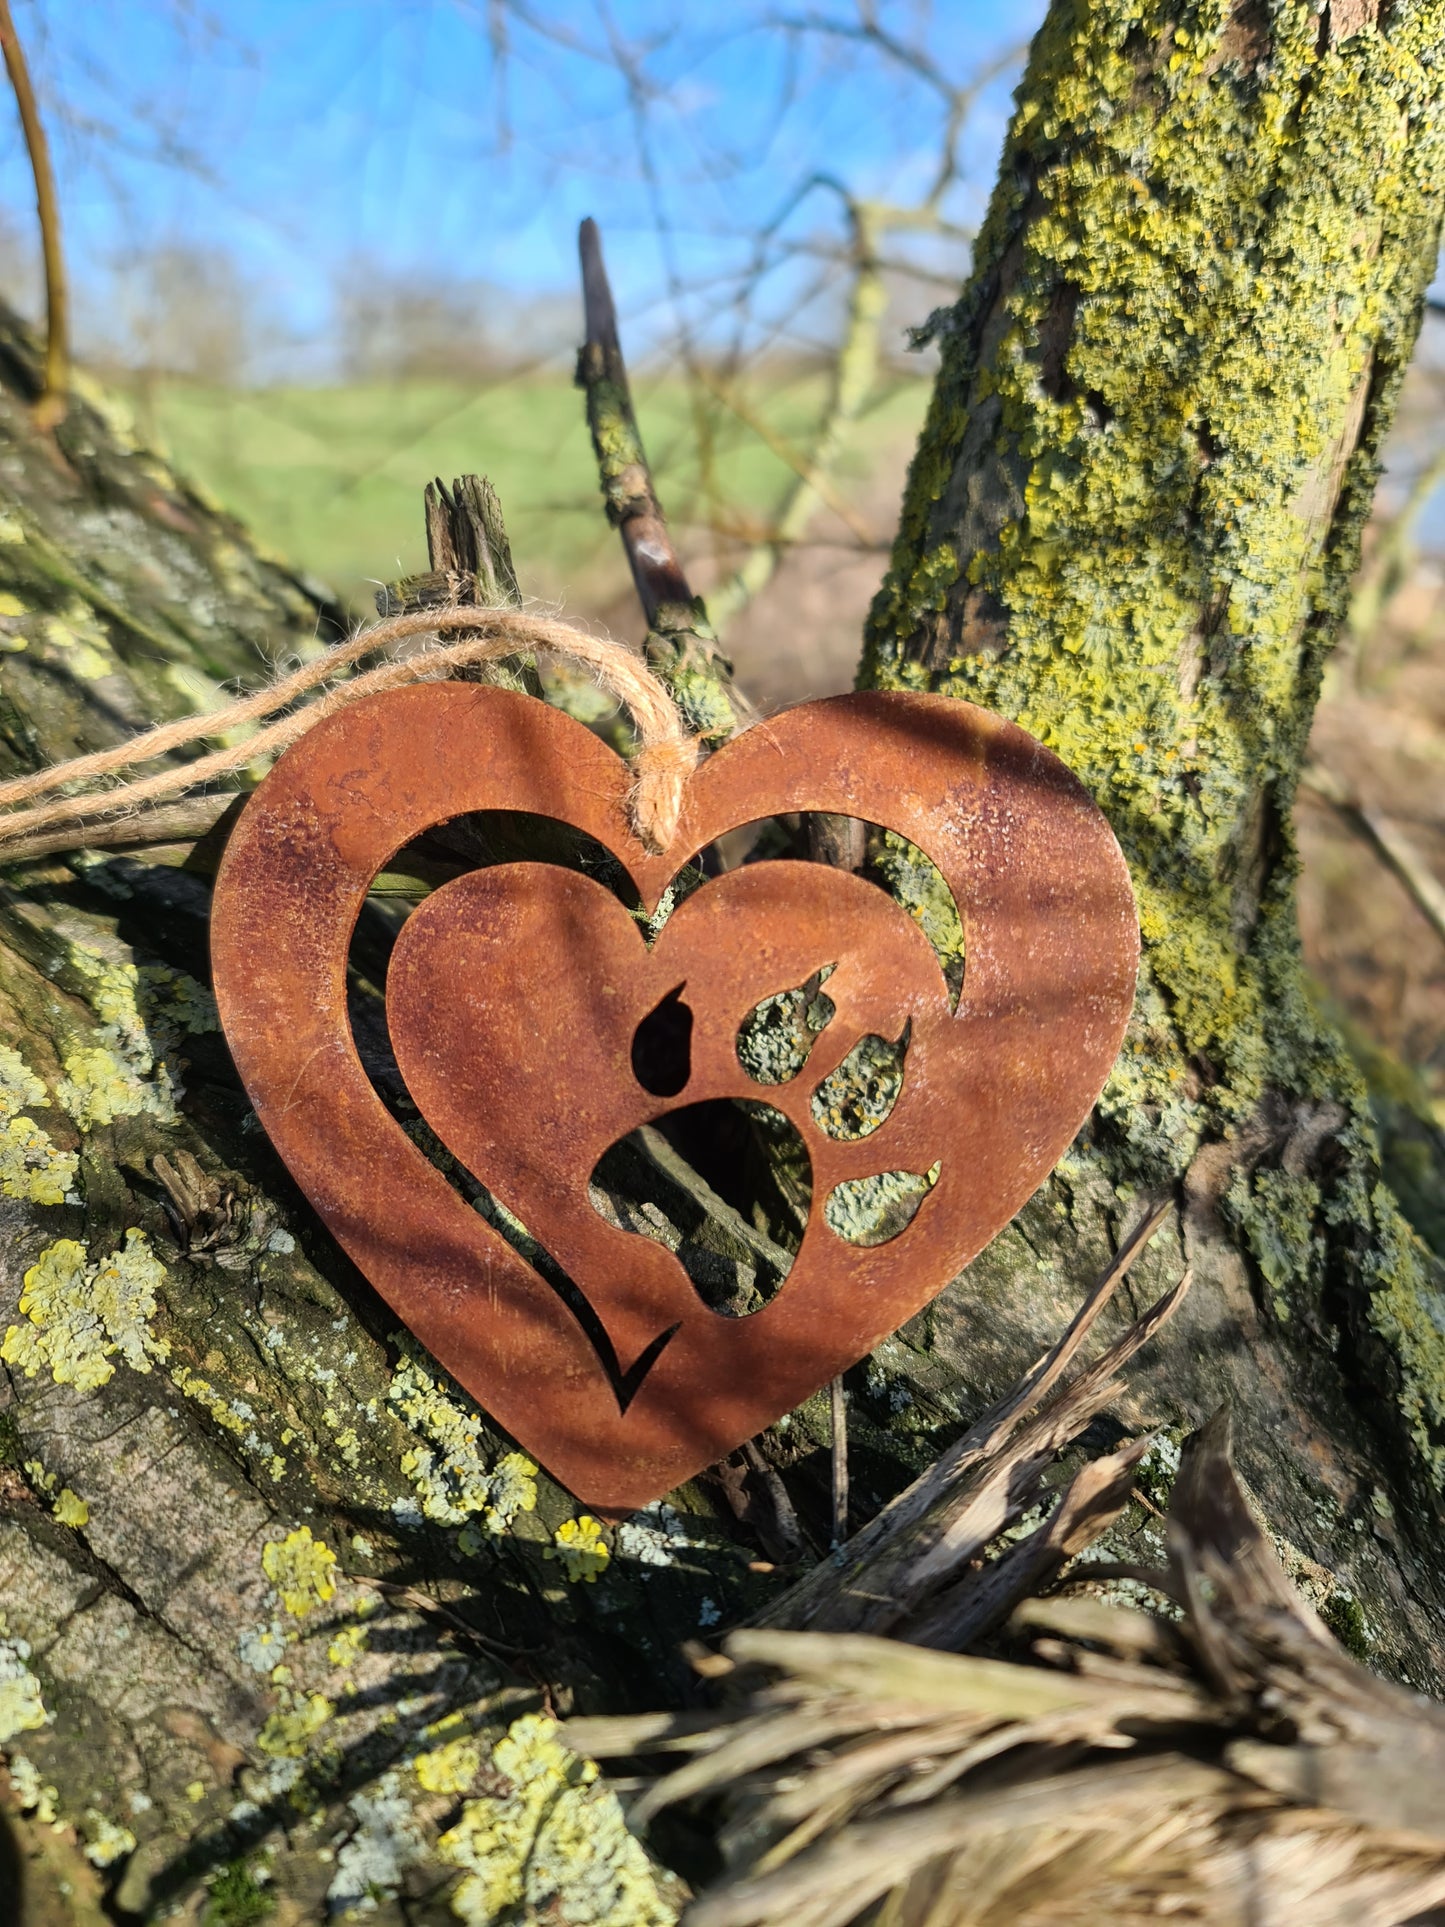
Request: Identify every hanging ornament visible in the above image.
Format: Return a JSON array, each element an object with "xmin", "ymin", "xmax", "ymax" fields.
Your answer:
[{"xmin": 211, "ymin": 679, "xmax": 1136, "ymax": 1513}]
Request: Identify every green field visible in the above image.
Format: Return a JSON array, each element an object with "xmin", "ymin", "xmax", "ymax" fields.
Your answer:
[{"xmin": 121, "ymin": 369, "xmax": 930, "ymax": 624}]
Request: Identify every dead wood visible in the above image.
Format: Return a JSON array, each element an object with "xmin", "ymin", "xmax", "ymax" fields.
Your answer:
[{"xmin": 570, "ymin": 1411, "xmax": 1445, "ymax": 1927}]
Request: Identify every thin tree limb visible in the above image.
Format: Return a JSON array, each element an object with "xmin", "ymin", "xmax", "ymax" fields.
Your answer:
[
  {"xmin": 690, "ymin": 362, "xmax": 876, "ymax": 545},
  {"xmin": 1301, "ymin": 762, "xmax": 1445, "ymax": 951},
  {"xmin": 575, "ymin": 216, "xmax": 752, "ymax": 741},
  {"xmin": 830, "ymin": 1375, "xmax": 849, "ymax": 1548},
  {"xmin": 707, "ymin": 199, "xmax": 886, "ymax": 633},
  {"xmin": 0, "ymin": 0, "xmax": 67, "ymax": 428}
]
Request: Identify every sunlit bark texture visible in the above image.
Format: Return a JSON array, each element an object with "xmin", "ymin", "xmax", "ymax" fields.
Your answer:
[{"xmin": 861, "ymin": 0, "xmax": 1445, "ymax": 1674}]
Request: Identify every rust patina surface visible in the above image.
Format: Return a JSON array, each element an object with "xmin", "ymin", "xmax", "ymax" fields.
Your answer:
[{"xmin": 210, "ymin": 684, "xmax": 1137, "ymax": 1512}]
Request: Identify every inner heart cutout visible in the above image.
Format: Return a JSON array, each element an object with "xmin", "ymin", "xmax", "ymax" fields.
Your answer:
[{"xmin": 210, "ymin": 684, "xmax": 1137, "ymax": 1513}]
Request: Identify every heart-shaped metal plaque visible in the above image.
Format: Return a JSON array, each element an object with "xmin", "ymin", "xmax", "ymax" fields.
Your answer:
[{"xmin": 211, "ymin": 684, "xmax": 1137, "ymax": 1512}]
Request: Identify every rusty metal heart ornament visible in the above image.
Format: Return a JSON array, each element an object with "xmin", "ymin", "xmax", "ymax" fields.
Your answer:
[{"xmin": 210, "ymin": 684, "xmax": 1137, "ymax": 1513}]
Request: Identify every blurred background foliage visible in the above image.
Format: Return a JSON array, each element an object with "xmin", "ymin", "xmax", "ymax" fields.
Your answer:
[{"xmin": 0, "ymin": 0, "xmax": 1440, "ymax": 1155}]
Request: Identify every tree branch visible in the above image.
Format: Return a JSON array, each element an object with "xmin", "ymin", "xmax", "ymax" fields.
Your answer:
[
  {"xmin": 706, "ymin": 199, "xmax": 886, "ymax": 633},
  {"xmin": 1301, "ymin": 763, "xmax": 1445, "ymax": 952},
  {"xmin": 575, "ymin": 216, "xmax": 753, "ymax": 741},
  {"xmin": 0, "ymin": 0, "xmax": 67, "ymax": 429}
]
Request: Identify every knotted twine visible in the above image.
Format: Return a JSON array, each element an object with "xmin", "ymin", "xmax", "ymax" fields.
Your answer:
[{"xmin": 0, "ymin": 606, "xmax": 702, "ymax": 858}]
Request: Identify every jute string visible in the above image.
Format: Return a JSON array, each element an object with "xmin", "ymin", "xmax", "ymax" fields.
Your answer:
[{"xmin": 0, "ymin": 606, "xmax": 701, "ymax": 855}]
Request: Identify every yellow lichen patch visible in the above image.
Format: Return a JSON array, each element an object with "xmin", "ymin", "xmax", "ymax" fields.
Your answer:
[
  {"xmin": 414, "ymin": 1735, "xmax": 483, "ymax": 1797},
  {"xmin": 81, "ymin": 1810, "xmax": 136, "ymax": 1867},
  {"xmin": 0, "ymin": 1045, "xmax": 47, "ymax": 1115},
  {"xmin": 437, "ymin": 1714, "xmax": 675, "ymax": 1927},
  {"xmin": 327, "ymin": 1621, "xmax": 369, "ymax": 1670},
  {"xmin": 549, "ymin": 1515, "xmax": 610, "ymax": 1585},
  {"xmin": 23, "ymin": 1459, "xmax": 90, "ymax": 1528},
  {"xmin": 0, "ymin": 1113, "xmax": 78, "ymax": 1205},
  {"xmin": 55, "ymin": 1045, "xmax": 148, "ymax": 1130},
  {"xmin": 0, "ymin": 1045, "xmax": 77, "ymax": 1206},
  {"xmin": 170, "ymin": 1366, "xmax": 249, "ymax": 1437},
  {"xmin": 7, "ymin": 1754, "xmax": 58, "ymax": 1824},
  {"xmin": 137, "ymin": 962, "xmax": 220, "ymax": 1038},
  {"xmin": 1, "ymin": 1231, "xmax": 168, "ymax": 1391},
  {"xmin": 50, "ymin": 945, "xmax": 216, "ymax": 1135},
  {"xmin": 52, "ymin": 1487, "xmax": 89, "ymax": 1528},
  {"xmin": 262, "ymin": 1525, "xmax": 339, "ymax": 1617},
  {"xmin": 258, "ymin": 1690, "xmax": 334, "ymax": 1759},
  {"xmin": 389, "ymin": 1353, "xmax": 539, "ymax": 1533},
  {"xmin": 0, "ymin": 1620, "xmax": 48, "ymax": 1744},
  {"xmin": 43, "ymin": 610, "xmax": 115, "ymax": 681}
]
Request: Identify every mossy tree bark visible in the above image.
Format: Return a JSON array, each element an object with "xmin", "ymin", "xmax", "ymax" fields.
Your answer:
[
  {"xmin": 857, "ymin": 0, "xmax": 1445, "ymax": 1670},
  {"xmin": 0, "ymin": 1, "xmax": 1444, "ymax": 1921}
]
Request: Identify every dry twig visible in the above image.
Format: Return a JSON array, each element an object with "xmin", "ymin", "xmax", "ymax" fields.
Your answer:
[
  {"xmin": 571, "ymin": 1413, "xmax": 1445, "ymax": 1927},
  {"xmin": 763, "ymin": 1196, "xmax": 1181, "ymax": 1639},
  {"xmin": 1302, "ymin": 762, "xmax": 1445, "ymax": 952},
  {"xmin": 576, "ymin": 217, "xmax": 751, "ymax": 742},
  {"xmin": 0, "ymin": 0, "xmax": 67, "ymax": 427}
]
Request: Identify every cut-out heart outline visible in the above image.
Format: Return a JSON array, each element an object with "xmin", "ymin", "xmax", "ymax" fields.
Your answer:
[{"xmin": 211, "ymin": 684, "xmax": 1137, "ymax": 1513}]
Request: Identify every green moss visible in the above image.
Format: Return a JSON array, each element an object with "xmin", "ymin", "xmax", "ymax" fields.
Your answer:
[
  {"xmin": 203, "ymin": 1860, "xmax": 275, "ymax": 1927},
  {"xmin": 860, "ymin": 0, "xmax": 1445, "ymax": 1476},
  {"xmin": 1321, "ymin": 1587, "xmax": 1372, "ymax": 1660},
  {"xmin": 642, "ymin": 625, "xmax": 740, "ymax": 744}
]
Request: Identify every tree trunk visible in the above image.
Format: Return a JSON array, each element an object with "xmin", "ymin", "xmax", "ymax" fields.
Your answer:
[
  {"xmin": 858, "ymin": 0, "xmax": 1445, "ymax": 1678},
  {"xmin": 0, "ymin": 1, "xmax": 1443, "ymax": 1919}
]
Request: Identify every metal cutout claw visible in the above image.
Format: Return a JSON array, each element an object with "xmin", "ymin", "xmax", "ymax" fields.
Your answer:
[{"xmin": 210, "ymin": 683, "xmax": 1138, "ymax": 1513}]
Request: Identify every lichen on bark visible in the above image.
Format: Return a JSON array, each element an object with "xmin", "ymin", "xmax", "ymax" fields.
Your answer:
[{"xmin": 861, "ymin": 0, "xmax": 1445, "ymax": 1672}]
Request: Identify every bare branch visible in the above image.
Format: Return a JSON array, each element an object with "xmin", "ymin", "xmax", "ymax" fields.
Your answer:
[
  {"xmin": 830, "ymin": 1375, "xmax": 849, "ymax": 1547},
  {"xmin": 1301, "ymin": 763, "xmax": 1445, "ymax": 952},
  {"xmin": 691, "ymin": 363, "xmax": 876, "ymax": 544},
  {"xmin": 0, "ymin": 794, "xmax": 242, "ymax": 870},
  {"xmin": 708, "ymin": 200, "xmax": 886, "ymax": 631},
  {"xmin": 577, "ymin": 215, "xmax": 696, "ymax": 624},
  {"xmin": 575, "ymin": 216, "xmax": 754, "ymax": 740},
  {"xmin": 0, "ymin": 0, "xmax": 68, "ymax": 427}
]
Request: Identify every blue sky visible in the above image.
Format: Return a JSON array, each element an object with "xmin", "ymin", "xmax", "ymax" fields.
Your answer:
[{"xmin": 0, "ymin": 2, "xmax": 1040, "ymax": 368}]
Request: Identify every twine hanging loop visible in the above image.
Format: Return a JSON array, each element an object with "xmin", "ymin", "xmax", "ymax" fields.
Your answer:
[{"xmin": 0, "ymin": 604, "xmax": 701, "ymax": 858}]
